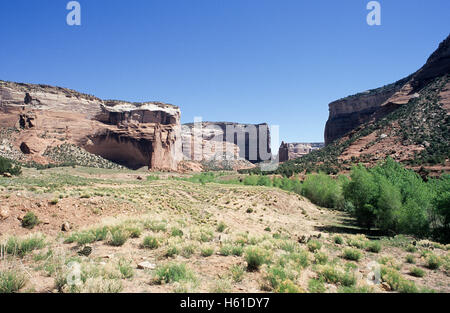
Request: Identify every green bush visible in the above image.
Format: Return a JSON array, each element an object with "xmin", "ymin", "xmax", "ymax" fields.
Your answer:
[
  {"xmin": 333, "ymin": 236, "xmax": 343, "ymax": 245},
  {"xmin": 108, "ymin": 228, "xmax": 128, "ymax": 246},
  {"xmin": 21, "ymin": 212, "xmax": 39, "ymax": 229},
  {"xmin": 170, "ymin": 227, "xmax": 184, "ymax": 237},
  {"xmin": 142, "ymin": 236, "xmax": 159, "ymax": 250},
  {"xmin": 0, "ymin": 270, "xmax": 26, "ymax": 293},
  {"xmin": 409, "ymin": 267, "xmax": 425, "ymax": 278},
  {"xmin": 366, "ymin": 241, "xmax": 382, "ymax": 253},
  {"xmin": 245, "ymin": 247, "xmax": 270, "ymax": 271},
  {"xmin": 301, "ymin": 173, "xmax": 344, "ymax": 208},
  {"xmin": 307, "ymin": 240, "xmax": 322, "ymax": 252},
  {"xmin": 0, "ymin": 156, "xmax": 21, "ymax": 176},
  {"xmin": 201, "ymin": 247, "xmax": 214, "ymax": 257},
  {"xmin": 216, "ymin": 222, "xmax": 227, "ymax": 233},
  {"xmin": 6, "ymin": 235, "xmax": 45, "ymax": 257},
  {"xmin": 342, "ymin": 248, "xmax": 362, "ymax": 261},
  {"xmin": 154, "ymin": 263, "xmax": 195, "ymax": 284},
  {"xmin": 426, "ymin": 254, "xmax": 442, "ymax": 269}
]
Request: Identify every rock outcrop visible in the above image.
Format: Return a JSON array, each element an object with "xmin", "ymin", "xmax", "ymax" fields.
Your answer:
[
  {"xmin": 181, "ymin": 122, "xmax": 272, "ymax": 163},
  {"xmin": 0, "ymin": 81, "xmax": 182, "ymax": 170},
  {"xmin": 278, "ymin": 142, "xmax": 324, "ymax": 162},
  {"xmin": 325, "ymin": 34, "xmax": 450, "ymax": 146}
]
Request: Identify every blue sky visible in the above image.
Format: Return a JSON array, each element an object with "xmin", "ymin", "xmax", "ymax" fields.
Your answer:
[{"xmin": 1, "ymin": 0, "xmax": 449, "ymax": 147}]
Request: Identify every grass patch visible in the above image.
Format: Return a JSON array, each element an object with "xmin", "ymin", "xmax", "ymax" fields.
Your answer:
[
  {"xmin": 366, "ymin": 241, "xmax": 382, "ymax": 253},
  {"xmin": 342, "ymin": 248, "xmax": 362, "ymax": 261},
  {"xmin": 245, "ymin": 247, "xmax": 271, "ymax": 272},
  {"xmin": 307, "ymin": 240, "xmax": 322, "ymax": 252},
  {"xmin": 0, "ymin": 269, "xmax": 27, "ymax": 293},
  {"xmin": 409, "ymin": 267, "xmax": 425, "ymax": 278},
  {"xmin": 154, "ymin": 263, "xmax": 195, "ymax": 284},
  {"xmin": 142, "ymin": 236, "xmax": 159, "ymax": 250},
  {"xmin": 5, "ymin": 235, "xmax": 45, "ymax": 257}
]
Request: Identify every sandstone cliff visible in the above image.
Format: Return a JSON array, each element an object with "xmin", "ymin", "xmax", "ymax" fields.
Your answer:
[
  {"xmin": 0, "ymin": 81, "xmax": 182, "ymax": 170},
  {"xmin": 181, "ymin": 122, "xmax": 272, "ymax": 163},
  {"xmin": 325, "ymin": 34, "xmax": 450, "ymax": 146},
  {"xmin": 278, "ymin": 142, "xmax": 324, "ymax": 162}
]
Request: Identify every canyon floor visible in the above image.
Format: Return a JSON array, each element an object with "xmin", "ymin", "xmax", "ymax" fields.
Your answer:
[{"xmin": 0, "ymin": 167, "xmax": 448, "ymax": 293}]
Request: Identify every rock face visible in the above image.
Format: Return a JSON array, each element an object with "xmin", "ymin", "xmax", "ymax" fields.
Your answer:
[
  {"xmin": 324, "ymin": 34, "xmax": 450, "ymax": 146},
  {"xmin": 181, "ymin": 122, "xmax": 272, "ymax": 163},
  {"xmin": 0, "ymin": 81, "xmax": 182, "ymax": 170},
  {"xmin": 278, "ymin": 142, "xmax": 324, "ymax": 162}
]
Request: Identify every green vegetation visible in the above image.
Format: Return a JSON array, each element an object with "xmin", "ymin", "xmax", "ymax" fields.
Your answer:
[
  {"xmin": 0, "ymin": 156, "xmax": 21, "ymax": 176},
  {"xmin": 21, "ymin": 212, "xmax": 39, "ymax": 229},
  {"xmin": 307, "ymin": 240, "xmax": 322, "ymax": 252},
  {"xmin": 342, "ymin": 248, "xmax": 362, "ymax": 261},
  {"xmin": 5, "ymin": 235, "xmax": 45, "ymax": 257},
  {"xmin": 142, "ymin": 236, "xmax": 159, "ymax": 250},
  {"xmin": 409, "ymin": 267, "xmax": 425, "ymax": 278},
  {"xmin": 0, "ymin": 269, "xmax": 26, "ymax": 293},
  {"xmin": 245, "ymin": 247, "xmax": 270, "ymax": 271},
  {"xmin": 153, "ymin": 263, "xmax": 195, "ymax": 284}
]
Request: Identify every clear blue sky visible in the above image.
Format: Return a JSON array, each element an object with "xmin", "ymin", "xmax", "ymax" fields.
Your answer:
[{"xmin": 1, "ymin": 0, "xmax": 449, "ymax": 147}]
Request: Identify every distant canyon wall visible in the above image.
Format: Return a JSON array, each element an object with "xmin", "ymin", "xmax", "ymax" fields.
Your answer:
[
  {"xmin": 278, "ymin": 142, "xmax": 324, "ymax": 162},
  {"xmin": 181, "ymin": 122, "xmax": 272, "ymax": 163}
]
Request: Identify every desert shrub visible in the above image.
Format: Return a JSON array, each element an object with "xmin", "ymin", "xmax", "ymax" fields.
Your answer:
[
  {"xmin": 318, "ymin": 265, "xmax": 356, "ymax": 287},
  {"xmin": 366, "ymin": 241, "xmax": 382, "ymax": 253},
  {"xmin": 142, "ymin": 236, "xmax": 159, "ymax": 250},
  {"xmin": 118, "ymin": 259, "xmax": 134, "ymax": 279},
  {"xmin": 0, "ymin": 269, "xmax": 27, "ymax": 293},
  {"xmin": 0, "ymin": 156, "xmax": 21, "ymax": 176},
  {"xmin": 308, "ymin": 278, "xmax": 326, "ymax": 293},
  {"xmin": 200, "ymin": 247, "xmax": 214, "ymax": 257},
  {"xmin": 216, "ymin": 222, "xmax": 227, "ymax": 233},
  {"xmin": 229, "ymin": 265, "xmax": 244, "ymax": 283},
  {"xmin": 107, "ymin": 228, "xmax": 128, "ymax": 247},
  {"xmin": 409, "ymin": 267, "xmax": 425, "ymax": 278},
  {"xmin": 342, "ymin": 248, "xmax": 362, "ymax": 261},
  {"xmin": 275, "ymin": 280, "xmax": 302, "ymax": 293},
  {"xmin": 265, "ymin": 266, "xmax": 294, "ymax": 290},
  {"xmin": 21, "ymin": 212, "xmax": 39, "ymax": 229},
  {"xmin": 333, "ymin": 235, "xmax": 343, "ymax": 245},
  {"xmin": 307, "ymin": 240, "xmax": 322, "ymax": 252},
  {"xmin": 165, "ymin": 246, "xmax": 179, "ymax": 258},
  {"xmin": 314, "ymin": 252, "xmax": 328, "ymax": 265},
  {"xmin": 154, "ymin": 263, "xmax": 194, "ymax": 284},
  {"xmin": 125, "ymin": 227, "xmax": 141, "ymax": 238},
  {"xmin": 170, "ymin": 227, "xmax": 184, "ymax": 237},
  {"xmin": 245, "ymin": 247, "xmax": 270, "ymax": 271},
  {"xmin": 426, "ymin": 254, "xmax": 442, "ymax": 270},
  {"xmin": 405, "ymin": 255, "xmax": 416, "ymax": 264},
  {"xmin": 6, "ymin": 235, "xmax": 45, "ymax": 257},
  {"xmin": 181, "ymin": 244, "xmax": 196, "ymax": 258}
]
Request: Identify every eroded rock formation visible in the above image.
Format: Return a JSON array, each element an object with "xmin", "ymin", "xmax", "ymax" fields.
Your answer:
[
  {"xmin": 324, "ymin": 34, "xmax": 450, "ymax": 146},
  {"xmin": 278, "ymin": 142, "xmax": 324, "ymax": 162},
  {"xmin": 0, "ymin": 81, "xmax": 182, "ymax": 170},
  {"xmin": 181, "ymin": 122, "xmax": 272, "ymax": 163}
]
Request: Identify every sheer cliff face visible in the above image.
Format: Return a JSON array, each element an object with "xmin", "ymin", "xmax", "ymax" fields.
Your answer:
[
  {"xmin": 0, "ymin": 81, "xmax": 182, "ymax": 170},
  {"xmin": 325, "ymin": 34, "xmax": 450, "ymax": 146},
  {"xmin": 181, "ymin": 122, "xmax": 272, "ymax": 163}
]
